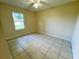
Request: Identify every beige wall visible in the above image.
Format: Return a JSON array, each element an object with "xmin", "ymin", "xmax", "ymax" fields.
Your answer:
[
  {"xmin": 0, "ymin": 2, "xmax": 37, "ymax": 40},
  {"xmin": 0, "ymin": 20, "xmax": 2, "ymax": 38},
  {"xmin": 0, "ymin": 39, "xmax": 11, "ymax": 59},
  {"xmin": 0, "ymin": 16, "xmax": 10, "ymax": 59},
  {"xmin": 36, "ymin": 2, "xmax": 79, "ymax": 41}
]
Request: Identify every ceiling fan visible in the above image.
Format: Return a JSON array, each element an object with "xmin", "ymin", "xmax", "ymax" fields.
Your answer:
[{"xmin": 29, "ymin": 0, "xmax": 49, "ymax": 8}]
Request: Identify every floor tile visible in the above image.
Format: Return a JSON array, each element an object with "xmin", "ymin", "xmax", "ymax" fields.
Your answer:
[
  {"xmin": 43, "ymin": 56, "xmax": 49, "ymax": 59},
  {"xmin": 51, "ymin": 45, "xmax": 60, "ymax": 53},
  {"xmin": 14, "ymin": 52, "xmax": 31, "ymax": 59},
  {"xmin": 31, "ymin": 51, "xmax": 44, "ymax": 59},
  {"xmin": 58, "ymin": 55, "xmax": 65, "ymax": 59},
  {"xmin": 24, "ymin": 46, "xmax": 37, "ymax": 56},
  {"xmin": 59, "ymin": 49, "xmax": 72, "ymax": 59},
  {"xmin": 11, "ymin": 46, "xmax": 24, "ymax": 56},
  {"xmin": 8, "ymin": 34, "xmax": 72, "ymax": 59},
  {"xmin": 46, "ymin": 50, "xmax": 58, "ymax": 59},
  {"xmin": 38, "ymin": 44, "xmax": 50, "ymax": 54}
]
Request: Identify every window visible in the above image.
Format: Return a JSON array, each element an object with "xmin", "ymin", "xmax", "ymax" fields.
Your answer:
[{"xmin": 12, "ymin": 12, "xmax": 25, "ymax": 30}]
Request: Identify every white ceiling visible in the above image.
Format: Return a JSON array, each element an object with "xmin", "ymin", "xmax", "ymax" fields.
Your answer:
[{"xmin": 0, "ymin": 0, "xmax": 78, "ymax": 11}]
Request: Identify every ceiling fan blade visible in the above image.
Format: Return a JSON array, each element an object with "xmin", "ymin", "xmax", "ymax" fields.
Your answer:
[
  {"xmin": 28, "ymin": 3, "xmax": 34, "ymax": 8},
  {"xmin": 40, "ymin": 1, "xmax": 50, "ymax": 6}
]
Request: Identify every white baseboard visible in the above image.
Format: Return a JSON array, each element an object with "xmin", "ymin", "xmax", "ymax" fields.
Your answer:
[{"xmin": 40, "ymin": 32, "xmax": 71, "ymax": 41}]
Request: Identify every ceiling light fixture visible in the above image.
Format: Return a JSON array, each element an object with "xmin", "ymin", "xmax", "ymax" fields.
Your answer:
[
  {"xmin": 33, "ymin": 3, "xmax": 39, "ymax": 8},
  {"xmin": 32, "ymin": 0, "xmax": 41, "ymax": 8},
  {"xmin": 29, "ymin": 0, "xmax": 49, "ymax": 9}
]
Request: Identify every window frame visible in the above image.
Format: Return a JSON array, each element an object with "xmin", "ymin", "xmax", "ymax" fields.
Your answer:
[{"xmin": 12, "ymin": 12, "xmax": 25, "ymax": 31}]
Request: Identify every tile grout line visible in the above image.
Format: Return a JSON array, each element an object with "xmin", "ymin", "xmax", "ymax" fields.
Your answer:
[
  {"xmin": 41, "ymin": 38, "xmax": 60, "ymax": 59},
  {"xmin": 16, "ymin": 41, "xmax": 33, "ymax": 59},
  {"xmin": 25, "ymin": 40, "xmax": 51, "ymax": 57},
  {"xmin": 42, "ymin": 42, "xmax": 55, "ymax": 59},
  {"xmin": 23, "ymin": 39, "xmax": 53, "ymax": 59},
  {"xmin": 27, "ymin": 39, "xmax": 52, "ymax": 57},
  {"xmin": 18, "ymin": 39, "xmax": 49, "ymax": 59},
  {"xmin": 42, "ymin": 47, "xmax": 52, "ymax": 59},
  {"xmin": 56, "ymin": 42, "xmax": 63, "ymax": 59}
]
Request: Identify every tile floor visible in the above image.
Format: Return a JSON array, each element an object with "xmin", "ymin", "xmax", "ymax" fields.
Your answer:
[{"xmin": 8, "ymin": 34, "xmax": 72, "ymax": 59}]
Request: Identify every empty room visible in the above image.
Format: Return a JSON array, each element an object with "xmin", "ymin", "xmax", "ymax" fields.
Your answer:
[{"xmin": 0, "ymin": 0, "xmax": 79, "ymax": 59}]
